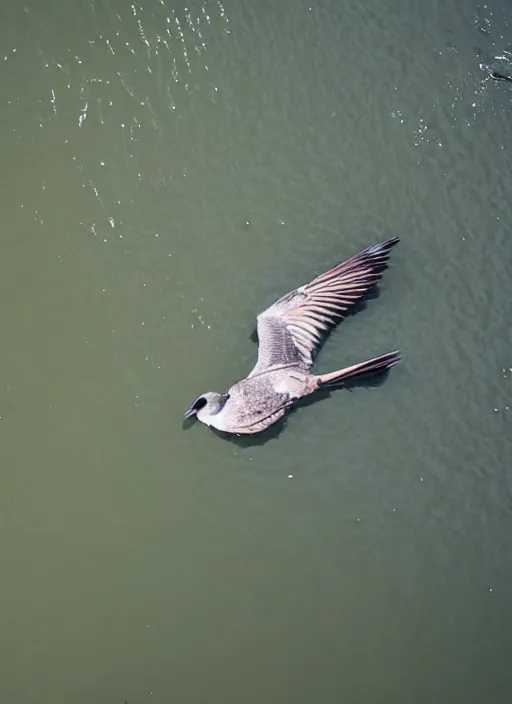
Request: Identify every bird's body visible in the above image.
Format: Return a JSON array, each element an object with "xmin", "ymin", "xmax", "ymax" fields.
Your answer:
[
  {"xmin": 196, "ymin": 366, "xmax": 316, "ymax": 434},
  {"xmin": 185, "ymin": 237, "xmax": 401, "ymax": 436}
]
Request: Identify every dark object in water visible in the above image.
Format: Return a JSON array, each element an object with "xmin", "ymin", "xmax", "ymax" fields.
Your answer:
[{"xmin": 490, "ymin": 70, "xmax": 512, "ymax": 83}]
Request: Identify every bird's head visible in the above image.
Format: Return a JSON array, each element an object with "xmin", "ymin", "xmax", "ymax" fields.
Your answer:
[{"xmin": 184, "ymin": 392, "xmax": 229, "ymax": 422}]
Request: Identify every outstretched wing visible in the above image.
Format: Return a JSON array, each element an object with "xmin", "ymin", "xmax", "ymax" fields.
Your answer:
[{"xmin": 248, "ymin": 237, "xmax": 399, "ymax": 376}]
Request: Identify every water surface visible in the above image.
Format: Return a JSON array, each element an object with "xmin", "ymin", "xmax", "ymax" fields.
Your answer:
[{"xmin": 1, "ymin": 0, "xmax": 511, "ymax": 702}]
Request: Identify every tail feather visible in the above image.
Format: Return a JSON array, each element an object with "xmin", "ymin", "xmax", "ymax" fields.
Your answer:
[{"xmin": 316, "ymin": 350, "xmax": 401, "ymax": 386}]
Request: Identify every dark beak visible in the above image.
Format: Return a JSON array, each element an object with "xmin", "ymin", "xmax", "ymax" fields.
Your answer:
[{"xmin": 183, "ymin": 405, "xmax": 197, "ymax": 420}]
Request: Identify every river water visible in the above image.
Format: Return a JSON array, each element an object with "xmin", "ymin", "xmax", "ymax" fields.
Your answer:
[{"xmin": 1, "ymin": 1, "xmax": 511, "ymax": 702}]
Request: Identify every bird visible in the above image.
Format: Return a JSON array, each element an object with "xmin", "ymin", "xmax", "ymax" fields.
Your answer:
[{"xmin": 184, "ymin": 237, "xmax": 400, "ymax": 435}]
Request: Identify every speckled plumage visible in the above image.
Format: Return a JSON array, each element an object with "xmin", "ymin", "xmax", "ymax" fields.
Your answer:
[{"xmin": 184, "ymin": 238, "xmax": 401, "ymax": 435}]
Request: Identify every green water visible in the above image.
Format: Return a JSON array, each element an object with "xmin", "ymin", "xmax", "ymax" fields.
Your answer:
[{"xmin": 1, "ymin": 0, "xmax": 511, "ymax": 702}]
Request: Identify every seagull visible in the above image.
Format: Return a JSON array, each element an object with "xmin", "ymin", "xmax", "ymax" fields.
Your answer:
[{"xmin": 184, "ymin": 237, "xmax": 400, "ymax": 435}]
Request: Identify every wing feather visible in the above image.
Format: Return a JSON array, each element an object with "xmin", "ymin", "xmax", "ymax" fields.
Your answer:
[{"xmin": 248, "ymin": 237, "xmax": 399, "ymax": 375}]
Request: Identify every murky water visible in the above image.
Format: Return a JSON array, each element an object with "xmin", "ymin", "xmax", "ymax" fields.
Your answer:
[{"xmin": 1, "ymin": 0, "xmax": 511, "ymax": 702}]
